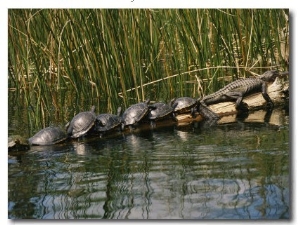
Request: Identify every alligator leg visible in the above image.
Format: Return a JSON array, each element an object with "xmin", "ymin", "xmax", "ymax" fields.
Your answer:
[
  {"xmin": 261, "ymin": 82, "xmax": 274, "ymax": 109},
  {"xmin": 263, "ymin": 108, "xmax": 273, "ymax": 123},
  {"xmin": 223, "ymin": 92, "xmax": 249, "ymax": 110}
]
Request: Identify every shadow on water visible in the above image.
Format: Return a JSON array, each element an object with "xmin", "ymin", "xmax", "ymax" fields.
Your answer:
[{"xmin": 8, "ymin": 108, "xmax": 289, "ymax": 219}]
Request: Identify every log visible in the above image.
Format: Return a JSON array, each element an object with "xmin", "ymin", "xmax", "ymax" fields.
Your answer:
[{"xmin": 176, "ymin": 77, "xmax": 289, "ymax": 124}]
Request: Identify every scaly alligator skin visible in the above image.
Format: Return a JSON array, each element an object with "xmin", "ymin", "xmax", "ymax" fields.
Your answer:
[
  {"xmin": 197, "ymin": 103, "xmax": 220, "ymax": 120},
  {"xmin": 200, "ymin": 70, "xmax": 289, "ymax": 110}
]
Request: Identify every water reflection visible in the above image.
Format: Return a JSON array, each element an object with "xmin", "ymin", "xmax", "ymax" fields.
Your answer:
[
  {"xmin": 183, "ymin": 178, "xmax": 289, "ymax": 219},
  {"xmin": 72, "ymin": 142, "xmax": 93, "ymax": 156},
  {"xmin": 8, "ymin": 109, "xmax": 289, "ymax": 219}
]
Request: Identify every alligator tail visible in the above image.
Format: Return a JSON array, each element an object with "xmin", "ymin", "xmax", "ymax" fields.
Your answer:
[{"xmin": 198, "ymin": 103, "xmax": 220, "ymax": 120}]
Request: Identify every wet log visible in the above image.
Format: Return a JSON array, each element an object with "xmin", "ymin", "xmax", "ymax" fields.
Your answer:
[{"xmin": 176, "ymin": 77, "xmax": 289, "ymax": 123}]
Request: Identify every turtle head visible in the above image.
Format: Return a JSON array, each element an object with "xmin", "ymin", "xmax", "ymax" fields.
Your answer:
[
  {"xmin": 96, "ymin": 119, "xmax": 106, "ymax": 127},
  {"xmin": 90, "ymin": 105, "xmax": 96, "ymax": 112},
  {"xmin": 117, "ymin": 107, "xmax": 122, "ymax": 116},
  {"xmin": 170, "ymin": 98, "xmax": 177, "ymax": 109},
  {"xmin": 65, "ymin": 121, "xmax": 72, "ymax": 135},
  {"xmin": 66, "ymin": 125, "xmax": 73, "ymax": 136}
]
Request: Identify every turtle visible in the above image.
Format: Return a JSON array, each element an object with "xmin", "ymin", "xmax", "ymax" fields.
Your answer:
[
  {"xmin": 66, "ymin": 106, "xmax": 96, "ymax": 138},
  {"xmin": 121, "ymin": 99, "xmax": 154, "ymax": 130},
  {"xmin": 170, "ymin": 97, "xmax": 199, "ymax": 117},
  {"xmin": 94, "ymin": 107, "xmax": 122, "ymax": 136},
  {"xmin": 148, "ymin": 102, "xmax": 175, "ymax": 125},
  {"xmin": 8, "ymin": 135, "xmax": 30, "ymax": 151},
  {"xmin": 28, "ymin": 126, "xmax": 67, "ymax": 146}
]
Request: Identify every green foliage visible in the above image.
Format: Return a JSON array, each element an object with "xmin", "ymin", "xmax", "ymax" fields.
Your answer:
[{"xmin": 8, "ymin": 9, "xmax": 289, "ymax": 132}]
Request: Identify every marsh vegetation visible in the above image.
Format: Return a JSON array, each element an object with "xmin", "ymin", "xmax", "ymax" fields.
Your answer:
[{"xmin": 8, "ymin": 9, "xmax": 289, "ymax": 135}]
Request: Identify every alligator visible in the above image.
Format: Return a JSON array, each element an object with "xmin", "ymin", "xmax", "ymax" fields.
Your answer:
[{"xmin": 200, "ymin": 70, "xmax": 289, "ymax": 110}]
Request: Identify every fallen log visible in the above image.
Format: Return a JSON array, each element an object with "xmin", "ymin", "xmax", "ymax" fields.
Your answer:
[
  {"xmin": 176, "ymin": 76, "xmax": 289, "ymax": 124},
  {"xmin": 10, "ymin": 77, "xmax": 289, "ymax": 152}
]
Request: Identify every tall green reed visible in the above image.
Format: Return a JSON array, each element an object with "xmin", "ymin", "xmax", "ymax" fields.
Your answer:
[{"xmin": 8, "ymin": 9, "xmax": 289, "ymax": 134}]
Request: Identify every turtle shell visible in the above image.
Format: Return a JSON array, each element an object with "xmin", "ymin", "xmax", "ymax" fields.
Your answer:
[
  {"xmin": 67, "ymin": 106, "xmax": 96, "ymax": 138},
  {"xmin": 148, "ymin": 102, "xmax": 174, "ymax": 120},
  {"xmin": 28, "ymin": 126, "xmax": 67, "ymax": 146},
  {"xmin": 95, "ymin": 114, "xmax": 122, "ymax": 132},
  {"xmin": 122, "ymin": 100, "xmax": 150, "ymax": 126},
  {"xmin": 170, "ymin": 97, "xmax": 198, "ymax": 114},
  {"xmin": 95, "ymin": 107, "xmax": 122, "ymax": 132}
]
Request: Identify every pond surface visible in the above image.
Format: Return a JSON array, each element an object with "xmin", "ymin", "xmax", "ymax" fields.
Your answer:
[{"xmin": 8, "ymin": 109, "xmax": 290, "ymax": 220}]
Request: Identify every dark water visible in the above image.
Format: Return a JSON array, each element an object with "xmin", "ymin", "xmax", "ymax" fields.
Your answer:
[{"xmin": 8, "ymin": 109, "xmax": 289, "ymax": 219}]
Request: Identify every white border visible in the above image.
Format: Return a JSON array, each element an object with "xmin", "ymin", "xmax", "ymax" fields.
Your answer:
[{"xmin": 2, "ymin": 1, "xmax": 298, "ymax": 225}]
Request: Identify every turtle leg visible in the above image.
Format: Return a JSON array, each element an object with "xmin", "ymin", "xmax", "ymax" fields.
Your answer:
[
  {"xmin": 121, "ymin": 123, "xmax": 125, "ymax": 131},
  {"xmin": 172, "ymin": 112, "xmax": 179, "ymax": 121},
  {"xmin": 171, "ymin": 112, "xmax": 177, "ymax": 121}
]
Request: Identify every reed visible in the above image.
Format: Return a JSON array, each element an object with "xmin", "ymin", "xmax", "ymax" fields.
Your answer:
[{"xmin": 8, "ymin": 9, "xmax": 289, "ymax": 134}]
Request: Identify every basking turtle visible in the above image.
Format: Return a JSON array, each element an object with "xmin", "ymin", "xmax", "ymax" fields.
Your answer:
[
  {"xmin": 170, "ymin": 97, "xmax": 199, "ymax": 117},
  {"xmin": 121, "ymin": 99, "xmax": 153, "ymax": 130},
  {"xmin": 148, "ymin": 102, "xmax": 175, "ymax": 124},
  {"xmin": 66, "ymin": 106, "xmax": 96, "ymax": 138},
  {"xmin": 94, "ymin": 107, "xmax": 122, "ymax": 136},
  {"xmin": 171, "ymin": 97, "xmax": 219, "ymax": 121},
  {"xmin": 8, "ymin": 135, "xmax": 30, "ymax": 151},
  {"xmin": 28, "ymin": 126, "xmax": 67, "ymax": 146}
]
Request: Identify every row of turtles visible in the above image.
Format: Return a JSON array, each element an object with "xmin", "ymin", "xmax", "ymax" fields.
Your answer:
[
  {"xmin": 9, "ymin": 97, "xmax": 217, "ymax": 150},
  {"xmin": 9, "ymin": 70, "xmax": 289, "ymax": 150}
]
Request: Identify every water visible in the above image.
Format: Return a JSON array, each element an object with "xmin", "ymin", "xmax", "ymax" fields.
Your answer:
[{"xmin": 8, "ymin": 109, "xmax": 289, "ymax": 219}]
